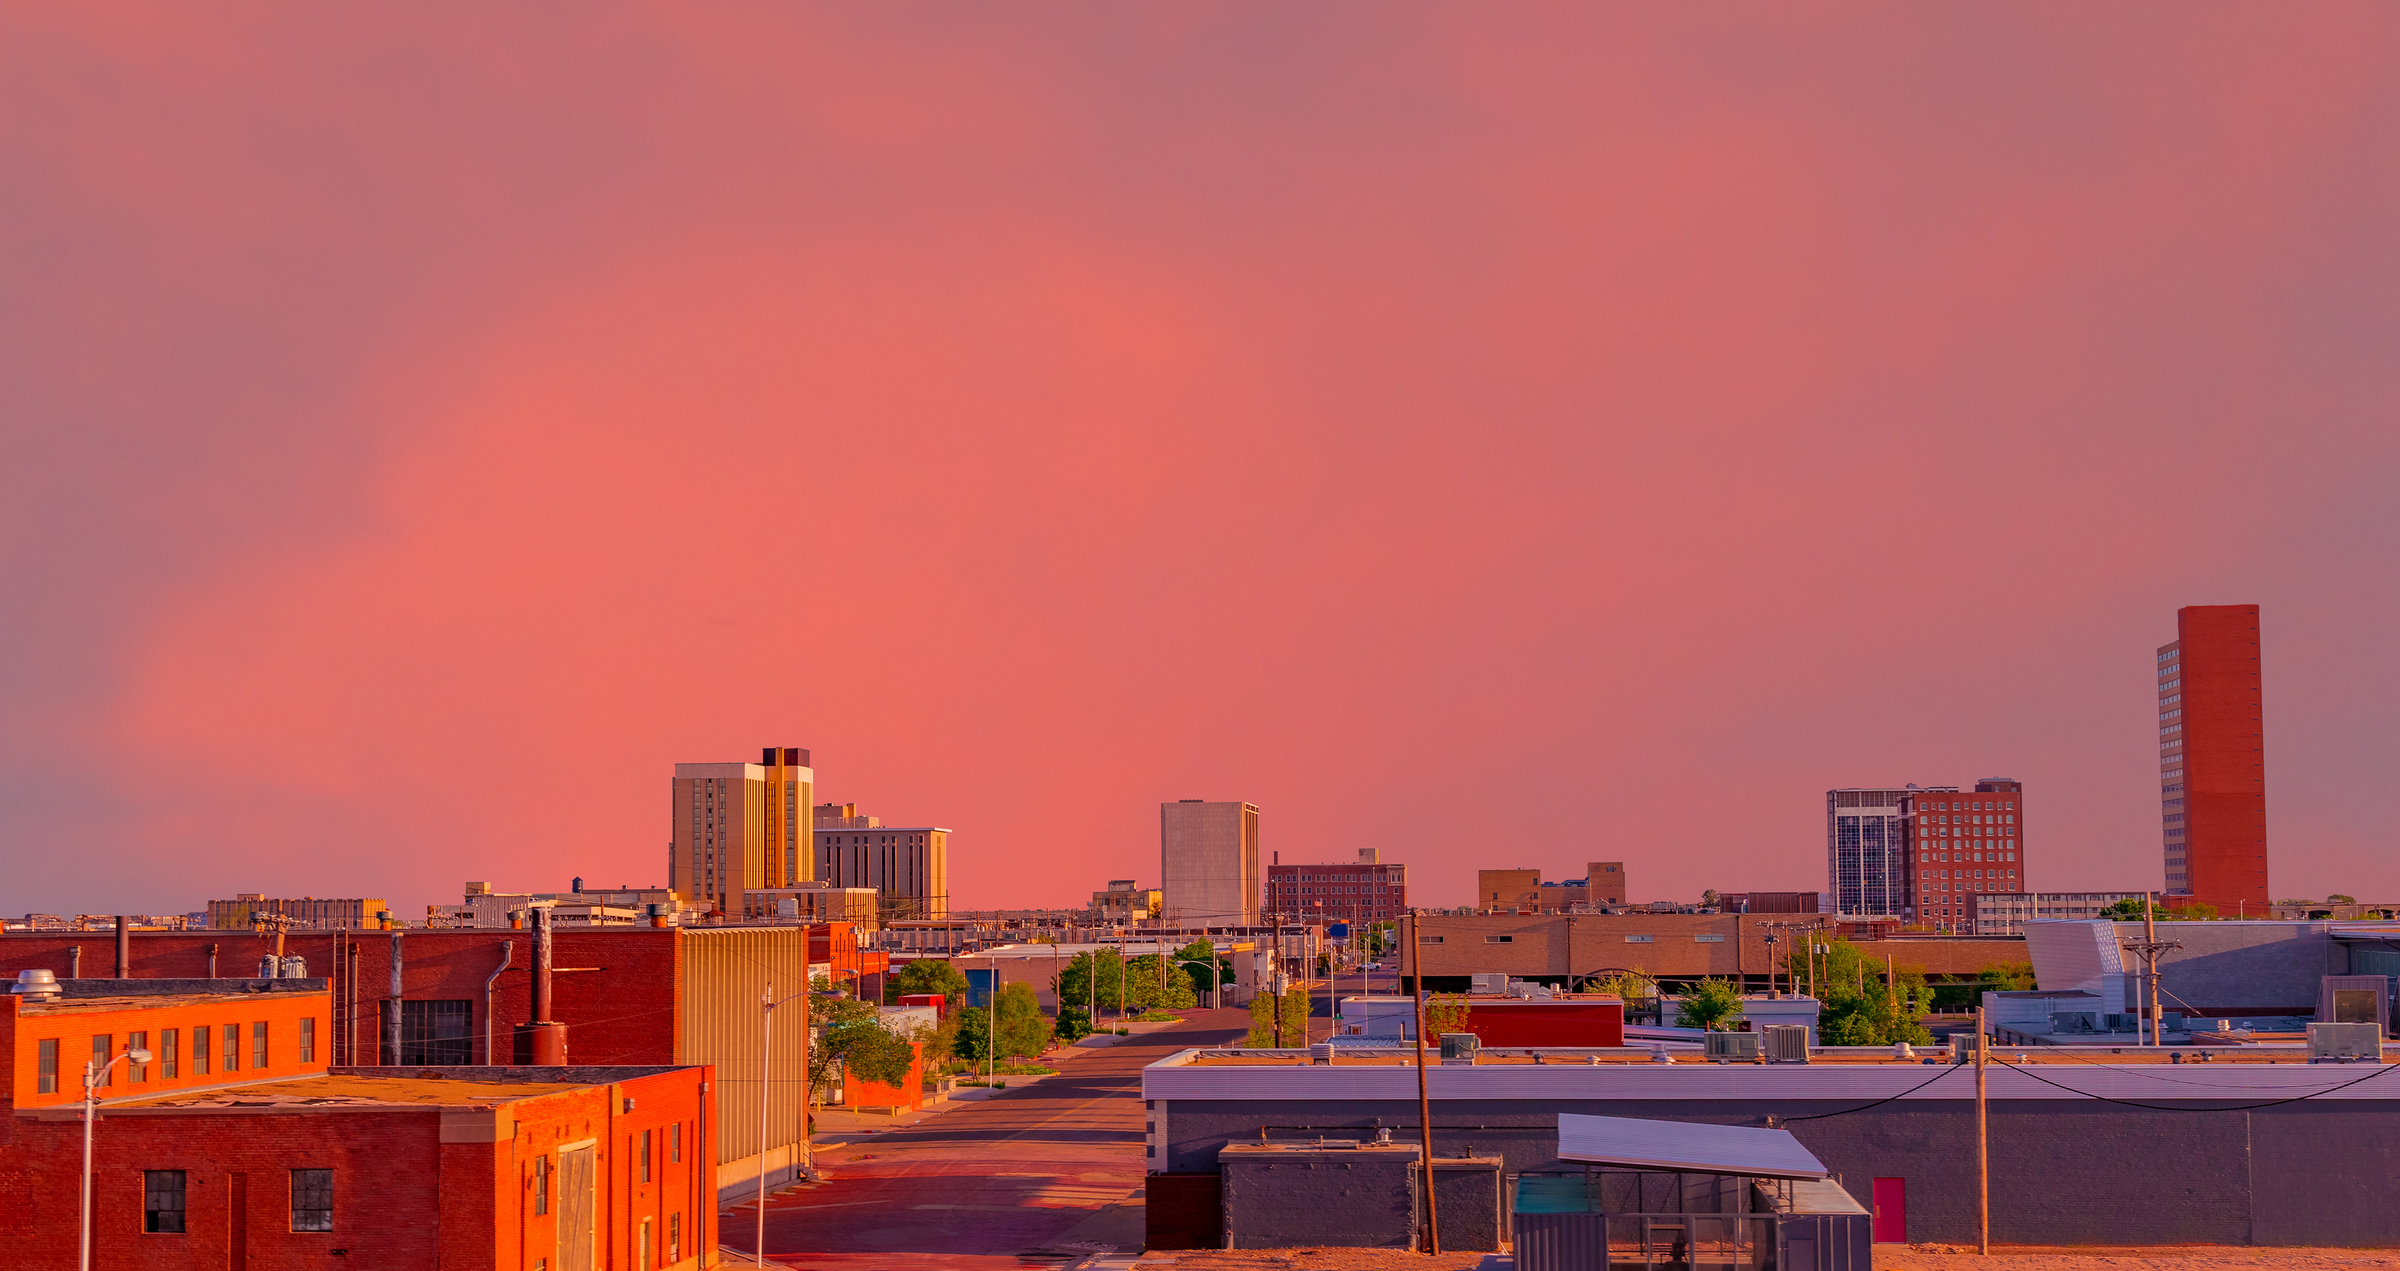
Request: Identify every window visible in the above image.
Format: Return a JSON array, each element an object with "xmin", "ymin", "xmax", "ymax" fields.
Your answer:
[
  {"xmin": 639, "ymin": 1129, "xmax": 652, "ymax": 1182},
  {"xmin": 640, "ymin": 1217, "xmax": 653, "ymax": 1270},
  {"xmin": 223, "ymin": 1026, "xmax": 240, "ymax": 1073},
  {"xmin": 1416, "ymin": 935, "xmax": 1444, "ymax": 945},
  {"xmin": 145, "ymin": 1170, "xmax": 187, "ymax": 1233},
  {"xmin": 669, "ymin": 1213, "xmax": 682, "ymax": 1262},
  {"xmin": 289, "ymin": 1168, "xmax": 333, "ymax": 1231},
  {"xmin": 253, "ymin": 1022, "xmax": 269, "ymax": 1068},
  {"xmin": 129, "ymin": 1032, "xmax": 149, "ymax": 1082},
  {"xmin": 300, "ymin": 1018, "xmax": 316, "ymax": 1064},
  {"xmin": 1484, "ymin": 935, "xmax": 1514, "ymax": 944},
  {"xmin": 534, "ymin": 1155, "xmax": 549, "ymax": 1215},
  {"xmin": 671, "ymin": 1123, "xmax": 682, "ymax": 1163},
  {"xmin": 1625, "ymin": 934, "xmax": 1654, "ymax": 944},
  {"xmin": 161, "ymin": 1028, "xmax": 178, "ymax": 1079},
  {"xmin": 193, "ymin": 1026, "xmax": 211, "ymax": 1076},
  {"xmin": 92, "ymin": 1035, "xmax": 112, "ymax": 1087},
  {"xmin": 380, "ymin": 1000, "xmax": 474, "ymax": 1065}
]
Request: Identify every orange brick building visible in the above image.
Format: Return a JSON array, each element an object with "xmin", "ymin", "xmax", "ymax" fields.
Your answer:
[
  {"xmin": 2160, "ymin": 604, "xmax": 2270, "ymax": 914},
  {"xmin": 0, "ymin": 982, "xmax": 717, "ymax": 1270}
]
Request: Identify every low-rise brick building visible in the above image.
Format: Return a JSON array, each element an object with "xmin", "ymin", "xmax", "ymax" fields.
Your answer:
[{"xmin": 1, "ymin": 982, "xmax": 716, "ymax": 1269}]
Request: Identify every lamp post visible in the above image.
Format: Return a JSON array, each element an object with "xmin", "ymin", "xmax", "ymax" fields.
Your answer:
[
  {"xmin": 84, "ymin": 1043, "xmax": 153, "ymax": 1271},
  {"xmin": 757, "ymin": 984, "xmax": 810, "ymax": 1266},
  {"xmin": 1171, "ymin": 957, "xmax": 1223, "ymax": 1011}
]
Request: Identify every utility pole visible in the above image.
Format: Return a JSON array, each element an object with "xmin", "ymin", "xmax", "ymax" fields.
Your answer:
[
  {"xmin": 1407, "ymin": 910, "xmax": 1440, "ymax": 1254},
  {"xmin": 2119, "ymin": 895, "xmax": 2181, "ymax": 1047},
  {"xmin": 1975, "ymin": 1004, "xmax": 1990, "ymax": 1256}
]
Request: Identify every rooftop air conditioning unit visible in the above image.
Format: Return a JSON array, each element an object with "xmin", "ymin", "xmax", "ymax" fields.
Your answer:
[
  {"xmin": 1471, "ymin": 973, "xmax": 1508, "ymax": 994},
  {"xmin": 1704, "ymin": 1032, "xmax": 1761, "ymax": 1061},
  {"xmin": 1762, "ymin": 1024, "xmax": 1810, "ymax": 1064},
  {"xmin": 2308, "ymin": 1022, "xmax": 2382, "ymax": 1061},
  {"xmin": 1439, "ymin": 1033, "xmax": 1481, "ymax": 1062}
]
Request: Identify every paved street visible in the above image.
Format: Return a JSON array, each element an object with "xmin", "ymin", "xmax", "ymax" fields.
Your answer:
[{"xmin": 723, "ymin": 1007, "xmax": 1251, "ymax": 1269}]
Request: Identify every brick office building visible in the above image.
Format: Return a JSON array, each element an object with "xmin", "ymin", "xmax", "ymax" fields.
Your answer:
[
  {"xmin": 1, "ymin": 982, "xmax": 714, "ymax": 1270},
  {"xmin": 1266, "ymin": 853, "xmax": 1408, "ymax": 925},
  {"xmin": 2160, "ymin": 604, "xmax": 2270, "ymax": 913},
  {"xmin": 0, "ymin": 925, "xmax": 812, "ymax": 1204},
  {"xmin": 1903, "ymin": 780, "xmax": 2027, "ymax": 933}
]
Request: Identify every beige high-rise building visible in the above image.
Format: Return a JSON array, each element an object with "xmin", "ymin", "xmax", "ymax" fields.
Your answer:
[
  {"xmin": 671, "ymin": 747, "xmax": 815, "ymax": 918},
  {"xmin": 814, "ymin": 803, "xmax": 951, "ymax": 919},
  {"xmin": 1161, "ymin": 800, "xmax": 1262, "ymax": 927}
]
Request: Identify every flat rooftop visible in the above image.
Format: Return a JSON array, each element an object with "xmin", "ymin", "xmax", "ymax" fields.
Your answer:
[
  {"xmin": 16, "ymin": 991, "xmax": 328, "ymax": 1014},
  {"xmin": 1165, "ymin": 1045, "xmax": 2369, "ymax": 1067},
  {"xmin": 114, "ymin": 1072, "xmax": 587, "ymax": 1110}
]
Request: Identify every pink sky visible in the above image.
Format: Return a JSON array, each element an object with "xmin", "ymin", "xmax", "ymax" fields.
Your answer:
[{"xmin": 4, "ymin": 6, "xmax": 2397, "ymax": 918}]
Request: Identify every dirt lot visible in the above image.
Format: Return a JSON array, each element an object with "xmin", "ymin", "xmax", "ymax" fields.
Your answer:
[{"xmin": 1132, "ymin": 1248, "xmax": 2400, "ymax": 1271}]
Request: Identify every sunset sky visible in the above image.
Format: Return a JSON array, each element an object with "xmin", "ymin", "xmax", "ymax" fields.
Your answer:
[{"xmin": 4, "ymin": 6, "xmax": 2397, "ymax": 919}]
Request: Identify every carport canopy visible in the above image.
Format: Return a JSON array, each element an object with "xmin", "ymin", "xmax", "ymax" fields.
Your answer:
[{"xmin": 1556, "ymin": 1113, "xmax": 1830, "ymax": 1181}]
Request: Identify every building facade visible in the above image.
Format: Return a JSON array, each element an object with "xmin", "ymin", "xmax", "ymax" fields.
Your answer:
[
  {"xmin": 1266, "ymin": 857, "xmax": 1408, "ymax": 926},
  {"xmin": 2161, "ymin": 605, "xmax": 2269, "ymax": 913},
  {"xmin": 740, "ymin": 884, "xmax": 881, "ymax": 925},
  {"xmin": 672, "ymin": 747, "xmax": 815, "ymax": 919},
  {"xmin": 1826, "ymin": 789, "xmax": 1911, "ymax": 919},
  {"xmin": 1968, "ymin": 891, "xmax": 2152, "ymax": 936},
  {"xmin": 0, "ymin": 983, "xmax": 714, "ymax": 1271},
  {"xmin": 1905, "ymin": 779, "xmax": 2027, "ymax": 933},
  {"xmin": 1161, "ymin": 801, "xmax": 1262, "ymax": 927},
  {"xmin": 1093, "ymin": 881, "xmax": 1163, "ymax": 925},
  {"xmin": 204, "ymin": 896, "xmax": 388, "ymax": 931},
  {"xmin": 1476, "ymin": 869, "xmax": 1543, "ymax": 912},
  {"xmin": 813, "ymin": 803, "xmax": 951, "ymax": 919}
]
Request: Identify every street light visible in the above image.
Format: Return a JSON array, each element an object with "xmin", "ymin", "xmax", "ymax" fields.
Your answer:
[
  {"xmin": 84, "ymin": 1043, "xmax": 153, "ymax": 1271},
  {"xmin": 1170, "ymin": 957, "xmax": 1224, "ymax": 1011},
  {"xmin": 757, "ymin": 984, "xmax": 811, "ymax": 1266}
]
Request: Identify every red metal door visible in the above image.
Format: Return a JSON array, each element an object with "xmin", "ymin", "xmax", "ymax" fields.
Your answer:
[{"xmin": 1871, "ymin": 1177, "xmax": 1907, "ymax": 1243}]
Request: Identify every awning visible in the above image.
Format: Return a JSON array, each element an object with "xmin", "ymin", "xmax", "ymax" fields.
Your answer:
[{"xmin": 1556, "ymin": 1113, "xmax": 1830, "ymax": 1180}]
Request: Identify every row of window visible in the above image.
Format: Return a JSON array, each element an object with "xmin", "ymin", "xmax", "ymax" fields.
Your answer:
[
  {"xmin": 145, "ymin": 1169, "xmax": 330, "ymax": 1234},
  {"xmin": 36, "ymin": 1020, "xmax": 311, "ymax": 1094}
]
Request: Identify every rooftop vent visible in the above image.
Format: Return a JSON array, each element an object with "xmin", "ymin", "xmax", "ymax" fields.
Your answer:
[{"xmin": 11, "ymin": 969, "xmax": 61, "ymax": 999}]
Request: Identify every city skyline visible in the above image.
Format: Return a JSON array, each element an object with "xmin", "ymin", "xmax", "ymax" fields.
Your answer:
[{"xmin": 5, "ymin": 11, "xmax": 2399, "ymax": 916}]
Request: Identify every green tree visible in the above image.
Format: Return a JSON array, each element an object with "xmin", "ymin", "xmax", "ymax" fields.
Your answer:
[
  {"xmin": 1124, "ymin": 954, "xmax": 1198, "ymax": 1010},
  {"xmin": 1978, "ymin": 962, "xmax": 2035, "ymax": 993},
  {"xmin": 2100, "ymin": 898, "xmax": 2151, "ymax": 921},
  {"xmin": 1423, "ymin": 992, "xmax": 1472, "ymax": 1039},
  {"xmin": 991, "ymin": 982, "xmax": 1050, "ymax": 1063},
  {"xmin": 1055, "ymin": 1006, "xmax": 1093, "ymax": 1042},
  {"xmin": 2166, "ymin": 902, "xmax": 2218, "ymax": 920},
  {"xmin": 811, "ymin": 996, "xmax": 919, "ymax": 1097},
  {"xmin": 889, "ymin": 958, "xmax": 971, "ymax": 1005},
  {"xmin": 1174, "ymin": 938, "xmax": 1230, "ymax": 995},
  {"xmin": 1053, "ymin": 951, "xmax": 1126, "ymax": 1017},
  {"xmin": 1585, "ymin": 971, "xmax": 1658, "ymax": 1000},
  {"xmin": 953, "ymin": 1006, "xmax": 993, "ymax": 1064},
  {"xmin": 2329, "ymin": 894, "xmax": 2358, "ymax": 904},
  {"xmin": 1675, "ymin": 978, "xmax": 1745, "ymax": 1031},
  {"xmin": 1245, "ymin": 986, "xmax": 1314, "ymax": 1046}
]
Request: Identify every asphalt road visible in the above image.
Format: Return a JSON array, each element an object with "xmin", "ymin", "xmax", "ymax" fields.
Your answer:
[{"xmin": 723, "ymin": 1006, "xmax": 1251, "ymax": 1270}]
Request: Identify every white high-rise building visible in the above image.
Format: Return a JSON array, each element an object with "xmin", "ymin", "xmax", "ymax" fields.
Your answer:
[{"xmin": 1161, "ymin": 800, "xmax": 1262, "ymax": 927}]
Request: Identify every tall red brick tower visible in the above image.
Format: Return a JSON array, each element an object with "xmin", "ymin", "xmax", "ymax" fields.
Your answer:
[{"xmin": 2159, "ymin": 605, "xmax": 2268, "ymax": 914}]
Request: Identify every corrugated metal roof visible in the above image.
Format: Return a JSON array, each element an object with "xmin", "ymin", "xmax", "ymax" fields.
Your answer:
[{"xmin": 1556, "ymin": 1113, "xmax": 1828, "ymax": 1180}]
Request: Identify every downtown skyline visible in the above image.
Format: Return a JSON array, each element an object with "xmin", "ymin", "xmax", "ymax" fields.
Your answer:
[{"xmin": 4, "ymin": 7, "xmax": 2398, "ymax": 917}]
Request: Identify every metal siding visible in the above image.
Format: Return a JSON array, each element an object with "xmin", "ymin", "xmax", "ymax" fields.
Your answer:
[
  {"xmin": 677, "ymin": 927, "xmax": 808, "ymax": 1167},
  {"xmin": 1513, "ymin": 1212, "xmax": 1608, "ymax": 1271}
]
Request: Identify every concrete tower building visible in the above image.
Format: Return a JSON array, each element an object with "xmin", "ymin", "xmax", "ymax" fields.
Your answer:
[
  {"xmin": 1161, "ymin": 800, "xmax": 1262, "ymax": 927},
  {"xmin": 671, "ymin": 747, "xmax": 815, "ymax": 918},
  {"xmin": 2160, "ymin": 605, "xmax": 2269, "ymax": 913},
  {"xmin": 813, "ymin": 802, "xmax": 952, "ymax": 919}
]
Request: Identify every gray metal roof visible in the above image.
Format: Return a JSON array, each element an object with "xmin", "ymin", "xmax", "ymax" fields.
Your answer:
[{"xmin": 1556, "ymin": 1113, "xmax": 1830, "ymax": 1180}]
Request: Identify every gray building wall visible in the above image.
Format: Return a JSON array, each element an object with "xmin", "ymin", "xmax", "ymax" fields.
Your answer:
[
  {"xmin": 2028, "ymin": 920, "xmax": 2352, "ymax": 1014},
  {"xmin": 1155, "ymin": 1095, "xmax": 2400, "ymax": 1247}
]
